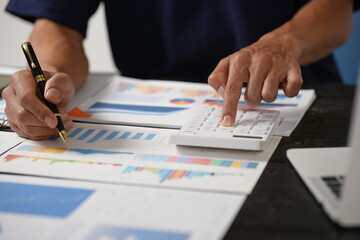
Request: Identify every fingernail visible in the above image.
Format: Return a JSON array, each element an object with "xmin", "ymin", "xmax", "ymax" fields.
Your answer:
[
  {"xmin": 217, "ymin": 86, "xmax": 225, "ymax": 98},
  {"xmin": 45, "ymin": 117, "xmax": 57, "ymax": 128},
  {"xmin": 46, "ymin": 88, "xmax": 61, "ymax": 100},
  {"xmin": 222, "ymin": 115, "xmax": 233, "ymax": 127}
]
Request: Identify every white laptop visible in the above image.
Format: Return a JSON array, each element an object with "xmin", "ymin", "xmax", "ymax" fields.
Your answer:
[{"xmin": 287, "ymin": 69, "xmax": 360, "ymax": 227}]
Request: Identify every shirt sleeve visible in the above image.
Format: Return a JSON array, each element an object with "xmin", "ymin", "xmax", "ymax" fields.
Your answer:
[
  {"xmin": 355, "ymin": 0, "xmax": 360, "ymax": 11},
  {"xmin": 6, "ymin": 0, "xmax": 101, "ymax": 37}
]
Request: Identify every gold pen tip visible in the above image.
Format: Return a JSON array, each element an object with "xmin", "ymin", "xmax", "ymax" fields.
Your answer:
[{"xmin": 59, "ymin": 130, "xmax": 68, "ymax": 143}]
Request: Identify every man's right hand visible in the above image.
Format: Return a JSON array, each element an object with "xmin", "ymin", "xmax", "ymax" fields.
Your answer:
[
  {"xmin": 1, "ymin": 19, "xmax": 89, "ymax": 140},
  {"xmin": 1, "ymin": 70, "xmax": 75, "ymax": 140}
]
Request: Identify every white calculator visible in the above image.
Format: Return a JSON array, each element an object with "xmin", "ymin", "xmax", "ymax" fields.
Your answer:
[{"xmin": 169, "ymin": 104, "xmax": 280, "ymax": 151}]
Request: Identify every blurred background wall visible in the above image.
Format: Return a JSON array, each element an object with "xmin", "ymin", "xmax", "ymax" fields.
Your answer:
[{"xmin": 0, "ymin": 1, "xmax": 116, "ymax": 73}]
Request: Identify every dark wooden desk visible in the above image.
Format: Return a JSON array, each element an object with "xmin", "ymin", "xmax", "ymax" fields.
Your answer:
[{"xmin": 224, "ymin": 83, "xmax": 360, "ymax": 240}]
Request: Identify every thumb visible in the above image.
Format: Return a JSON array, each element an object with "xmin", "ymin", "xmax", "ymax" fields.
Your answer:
[{"xmin": 44, "ymin": 72, "xmax": 75, "ymax": 106}]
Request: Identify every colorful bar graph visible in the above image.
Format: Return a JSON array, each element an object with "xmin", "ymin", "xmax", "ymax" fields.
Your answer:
[
  {"xmin": 121, "ymin": 166, "xmax": 238, "ymax": 183},
  {"xmin": 133, "ymin": 154, "xmax": 258, "ymax": 169},
  {"xmin": 15, "ymin": 145, "xmax": 258, "ymax": 170}
]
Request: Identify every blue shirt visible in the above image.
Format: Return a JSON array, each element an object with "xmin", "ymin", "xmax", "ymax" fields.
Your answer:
[{"xmin": 6, "ymin": 0, "xmax": 348, "ymax": 83}]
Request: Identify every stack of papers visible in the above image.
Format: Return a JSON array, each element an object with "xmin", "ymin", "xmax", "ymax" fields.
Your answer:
[{"xmin": 0, "ymin": 72, "xmax": 316, "ymax": 240}]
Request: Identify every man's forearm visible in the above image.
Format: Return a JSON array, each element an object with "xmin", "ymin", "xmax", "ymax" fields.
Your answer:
[
  {"xmin": 260, "ymin": 0, "xmax": 353, "ymax": 66},
  {"xmin": 29, "ymin": 19, "xmax": 89, "ymax": 90}
]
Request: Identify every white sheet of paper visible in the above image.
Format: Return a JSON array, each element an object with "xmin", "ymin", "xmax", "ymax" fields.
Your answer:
[
  {"xmin": 0, "ymin": 122, "xmax": 280, "ymax": 194},
  {"xmin": 0, "ymin": 131, "xmax": 24, "ymax": 155},
  {"xmin": 0, "ymin": 174, "xmax": 246, "ymax": 240},
  {"xmin": 68, "ymin": 73, "xmax": 113, "ymax": 111},
  {"xmin": 68, "ymin": 75, "xmax": 315, "ymax": 136},
  {"xmin": 69, "ymin": 75, "xmax": 221, "ymax": 129},
  {"xmin": 0, "ymin": 99, "xmax": 7, "ymax": 125}
]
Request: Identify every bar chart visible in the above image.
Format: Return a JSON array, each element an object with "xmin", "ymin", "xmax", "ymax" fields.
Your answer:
[
  {"xmin": 15, "ymin": 145, "xmax": 259, "ymax": 170},
  {"xmin": 0, "ymin": 181, "xmax": 93, "ymax": 217},
  {"xmin": 1, "ymin": 151, "xmax": 258, "ymax": 193},
  {"xmin": 133, "ymin": 154, "xmax": 258, "ymax": 169},
  {"xmin": 0, "ymin": 122, "xmax": 270, "ymax": 193},
  {"xmin": 67, "ymin": 127, "xmax": 158, "ymax": 143}
]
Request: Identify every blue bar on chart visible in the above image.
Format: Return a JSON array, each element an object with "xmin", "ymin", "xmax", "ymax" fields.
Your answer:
[
  {"xmin": 68, "ymin": 128, "xmax": 83, "ymax": 138},
  {"xmin": 77, "ymin": 129, "xmax": 95, "ymax": 140},
  {"xmin": 119, "ymin": 132, "xmax": 132, "ymax": 140},
  {"xmin": 104, "ymin": 131, "xmax": 120, "ymax": 140},
  {"xmin": 87, "ymin": 130, "xmax": 107, "ymax": 143},
  {"xmin": 145, "ymin": 134, "xmax": 156, "ymax": 140},
  {"xmin": 132, "ymin": 133, "xmax": 144, "ymax": 140},
  {"xmin": 247, "ymin": 162, "xmax": 258, "ymax": 169}
]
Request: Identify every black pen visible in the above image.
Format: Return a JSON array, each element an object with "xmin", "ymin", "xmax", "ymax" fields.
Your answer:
[{"xmin": 21, "ymin": 42, "xmax": 68, "ymax": 142}]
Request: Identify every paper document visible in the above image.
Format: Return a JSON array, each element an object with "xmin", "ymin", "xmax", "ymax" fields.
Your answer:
[
  {"xmin": 68, "ymin": 75, "xmax": 315, "ymax": 136},
  {"xmin": 0, "ymin": 122, "xmax": 280, "ymax": 194},
  {"xmin": 0, "ymin": 132, "xmax": 24, "ymax": 155},
  {"xmin": 0, "ymin": 65, "xmax": 23, "ymax": 76},
  {"xmin": 69, "ymin": 75, "xmax": 221, "ymax": 128},
  {"xmin": 0, "ymin": 65, "xmax": 22, "ymax": 90},
  {"xmin": 0, "ymin": 99, "xmax": 7, "ymax": 126},
  {"xmin": 0, "ymin": 174, "xmax": 245, "ymax": 240}
]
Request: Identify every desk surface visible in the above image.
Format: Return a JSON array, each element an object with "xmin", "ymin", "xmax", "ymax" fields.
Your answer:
[{"xmin": 224, "ymin": 83, "xmax": 360, "ymax": 240}]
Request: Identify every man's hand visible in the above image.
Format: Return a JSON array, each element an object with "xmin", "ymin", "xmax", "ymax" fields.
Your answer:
[
  {"xmin": 208, "ymin": 37, "xmax": 303, "ymax": 127},
  {"xmin": 2, "ymin": 70, "xmax": 75, "ymax": 140},
  {"xmin": 1, "ymin": 19, "xmax": 89, "ymax": 140},
  {"xmin": 208, "ymin": 0, "xmax": 353, "ymax": 127}
]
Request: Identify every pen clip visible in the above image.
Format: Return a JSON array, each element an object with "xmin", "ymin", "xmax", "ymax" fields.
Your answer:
[{"xmin": 21, "ymin": 42, "xmax": 37, "ymax": 69}]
